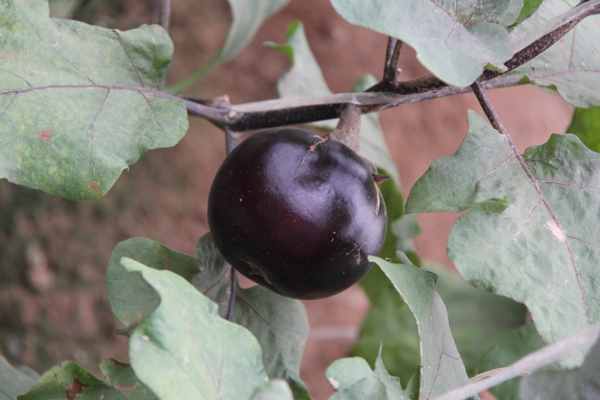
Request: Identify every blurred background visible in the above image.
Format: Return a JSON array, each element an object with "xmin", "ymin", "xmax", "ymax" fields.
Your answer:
[{"xmin": 0, "ymin": 0, "xmax": 574, "ymax": 398}]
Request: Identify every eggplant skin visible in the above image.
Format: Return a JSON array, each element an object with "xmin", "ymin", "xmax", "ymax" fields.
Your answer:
[{"xmin": 208, "ymin": 128, "xmax": 387, "ymax": 300}]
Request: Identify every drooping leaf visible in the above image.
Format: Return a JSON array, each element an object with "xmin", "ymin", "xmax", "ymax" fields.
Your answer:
[
  {"xmin": 325, "ymin": 352, "xmax": 407, "ymax": 400},
  {"xmin": 330, "ymin": 0, "xmax": 517, "ymax": 87},
  {"xmin": 477, "ymin": 324, "xmax": 546, "ymax": 400},
  {"xmin": 567, "ymin": 107, "xmax": 600, "ymax": 153},
  {"xmin": 18, "ymin": 361, "xmax": 120, "ymax": 400},
  {"xmin": 406, "ymin": 111, "xmax": 600, "ymax": 366},
  {"xmin": 370, "ymin": 257, "xmax": 475, "ymax": 399},
  {"xmin": 0, "ymin": 1, "xmax": 188, "ymax": 200},
  {"xmin": 105, "ymin": 238, "xmax": 201, "ymax": 331},
  {"xmin": 0, "ymin": 355, "xmax": 36, "ymax": 400},
  {"xmin": 123, "ymin": 258, "xmax": 268, "ymax": 400},
  {"xmin": 506, "ymin": 0, "xmax": 600, "ymax": 107},
  {"xmin": 99, "ymin": 359, "xmax": 156, "ymax": 400},
  {"xmin": 232, "ymin": 286, "xmax": 311, "ymax": 400},
  {"xmin": 168, "ymin": 0, "xmax": 290, "ymax": 92}
]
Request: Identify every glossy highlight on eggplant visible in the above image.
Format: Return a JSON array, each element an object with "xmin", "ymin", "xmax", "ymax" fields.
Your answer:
[{"xmin": 208, "ymin": 128, "xmax": 387, "ymax": 299}]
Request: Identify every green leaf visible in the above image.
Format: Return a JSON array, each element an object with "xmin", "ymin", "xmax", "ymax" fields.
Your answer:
[
  {"xmin": 251, "ymin": 380, "xmax": 294, "ymax": 400},
  {"xmin": 266, "ymin": 22, "xmax": 331, "ymax": 99},
  {"xmin": 519, "ymin": 331, "xmax": 600, "ymax": 400},
  {"xmin": 168, "ymin": 0, "xmax": 290, "ymax": 92},
  {"xmin": 567, "ymin": 107, "xmax": 600, "ymax": 153},
  {"xmin": 371, "ymin": 257, "xmax": 474, "ymax": 399},
  {"xmin": 106, "ymin": 238, "xmax": 201, "ymax": 331},
  {"xmin": 426, "ymin": 263, "xmax": 527, "ymax": 376},
  {"xmin": 512, "ymin": 0, "xmax": 544, "ymax": 26},
  {"xmin": 192, "ymin": 232, "xmax": 231, "ymax": 307},
  {"xmin": 0, "ymin": 355, "xmax": 36, "ymax": 400},
  {"xmin": 98, "ymin": 359, "xmax": 156, "ymax": 400},
  {"xmin": 0, "ymin": 1, "xmax": 188, "ymax": 200},
  {"xmin": 407, "ymin": 111, "xmax": 600, "ymax": 366},
  {"xmin": 231, "ymin": 286, "xmax": 311, "ymax": 400},
  {"xmin": 123, "ymin": 258, "xmax": 268, "ymax": 400},
  {"xmin": 19, "ymin": 361, "xmax": 120, "ymax": 400},
  {"xmin": 507, "ymin": 0, "xmax": 600, "ymax": 107},
  {"xmin": 352, "ymin": 168, "xmax": 422, "ymax": 389},
  {"xmin": 519, "ymin": 370, "xmax": 581, "ymax": 400},
  {"xmin": 330, "ymin": 0, "xmax": 516, "ymax": 87},
  {"xmin": 325, "ymin": 353, "xmax": 407, "ymax": 400},
  {"xmin": 354, "ymin": 262, "xmax": 526, "ymax": 385},
  {"xmin": 477, "ymin": 324, "xmax": 546, "ymax": 400}
]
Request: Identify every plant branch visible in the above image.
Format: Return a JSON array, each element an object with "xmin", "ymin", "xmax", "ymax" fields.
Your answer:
[
  {"xmin": 470, "ymin": 81, "xmax": 507, "ymax": 134},
  {"xmin": 330, "ymin": 103, "xmax": 362, "ymax": 152},
  {"xmin": 154, "ymin": 0, "xmax": 172, "ymax": 32},
  {"xmin": 384, "ymin": 37, "xmax": 403, "ymax": 83},
  {"xmin": 186, "ymin": 76, "xmax": 523, "ymax": 131},
  {"xmin": 181, "ymin": 1, "xmax": 600, "ymax": 131}
]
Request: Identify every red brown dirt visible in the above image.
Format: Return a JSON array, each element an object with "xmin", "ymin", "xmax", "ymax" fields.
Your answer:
[{"xmin": 0, "ymin": 1, "xmax": 573, "ymax": 399}]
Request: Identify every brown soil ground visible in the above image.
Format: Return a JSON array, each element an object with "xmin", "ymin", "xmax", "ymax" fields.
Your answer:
[{"xmin": 0, "ymin": 1, "xmax": 573, "ymax": 399}]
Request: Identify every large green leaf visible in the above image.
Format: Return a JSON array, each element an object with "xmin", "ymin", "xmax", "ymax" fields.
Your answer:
[
  {"xmin": 232, "ymin": 286, "xmax": 311, "ymax": 400},
  {"xmin": 506, "ymin": 0, "xmax": 600, "ymax": 107},
  {"xmin": 406, "ymin": 111, "xmax": 600, "ymax": 367},
  {"xmin": 567, "ymin": 107, "xmax": 600, "ymax": 153},
  {"xmin": 106, "ymin": 238, "xmax": 201, "ymax": 330},
  {"xmin": 0, "ymin": 0, "xmax": 187, "ymax": 200},
  {"xmin": 371, "ymin": 257, "xmax": 475, "ymax": 399},
  {"xmin": 330, "ymin": 0, "xmax": 517, "ymax": 87},
  {"xmin": 0, "ymin": 356, "xmax": 36, "ymax": 400},
  {"xmin": 325, "ymin": 353, "xmax": 407, "ymax": 400},
  {"xmin": 168, "ymin": 0, "xmax": 290, "ymax": 92},
  {"xmin": 124, "ymin": 258, "xmax": 268, "ymax": 400}
]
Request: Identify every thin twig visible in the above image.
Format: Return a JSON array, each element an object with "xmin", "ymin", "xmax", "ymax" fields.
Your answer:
[
  {"xmin": 383, "ymin": 37, "xmax": 403, "ymax": 83},
  {"xmin": 152, "ymin": 0, "xmax": 172, "ymax": 31},
  {"xmin": 470, "ymin": 81, "xmax": 507, "ymax": 134}
]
